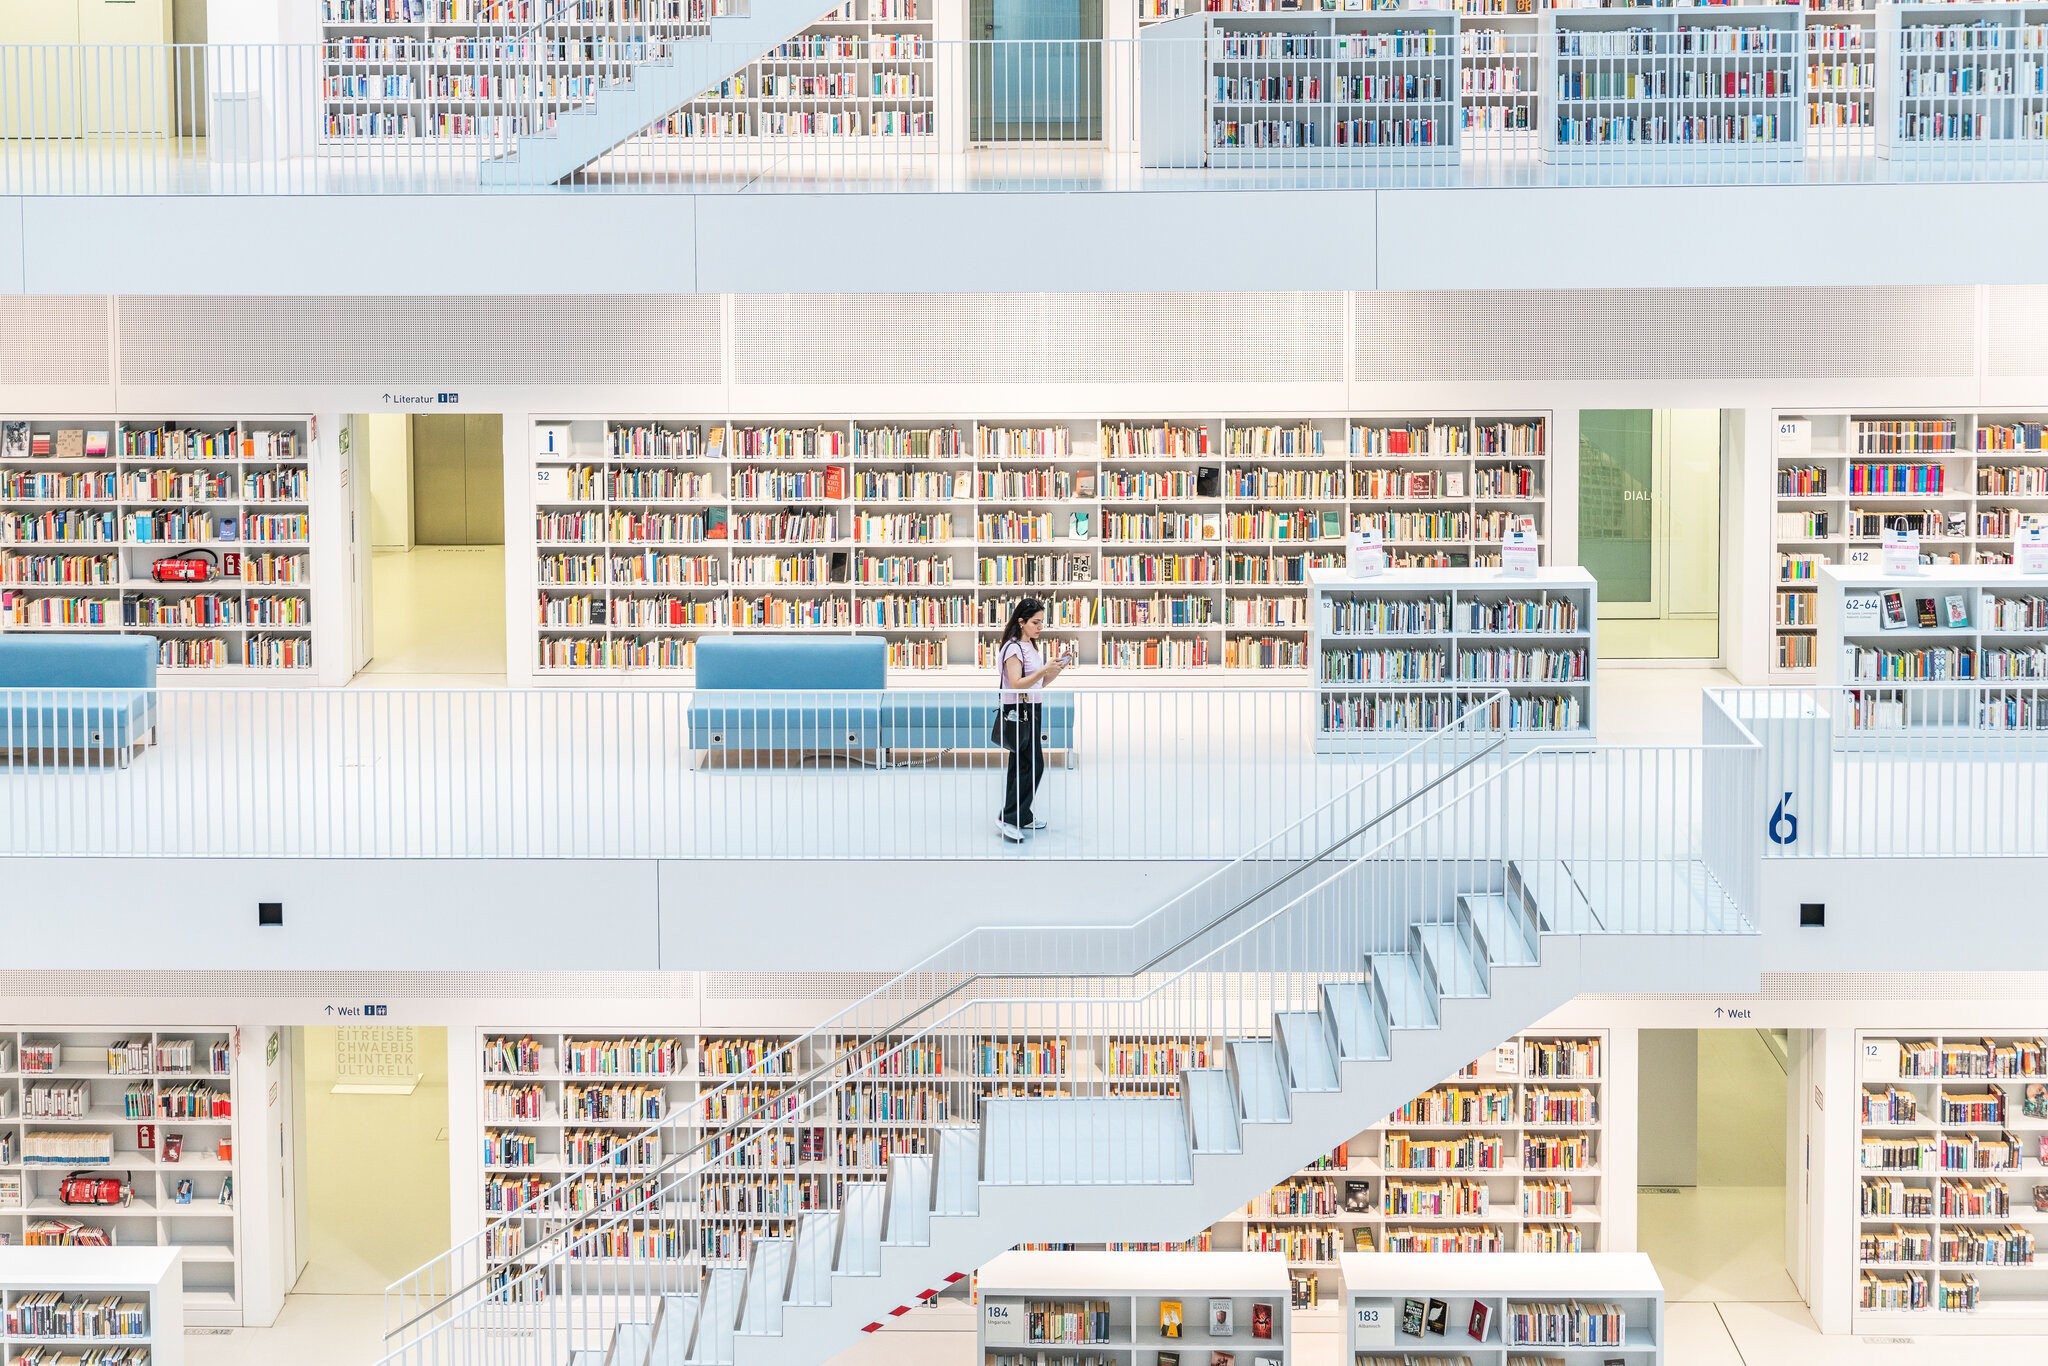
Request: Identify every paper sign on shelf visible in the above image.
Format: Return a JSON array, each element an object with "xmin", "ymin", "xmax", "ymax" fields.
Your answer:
[
  {"xmin": 1346, "ymin": 528, "xmax": 1385, "ymax": 578},
  {"xmin": 1880, "ymin": 523, "xmax": 1922, "ymax": 576},
  {"xmin": 1775, "ymin": 418, "xmax": 1811, "ymax": 456},
  {"xmin": 1352, "ymin": 1298, "xmax": 1397, "ymax": 1348},
  {"xmin": 1500, "ymin": 515, "xmax": 1540, "ymax": 578},
  {"xmin": 2019, "ymin": 520, "xmax": 2048, "ymax": 575}
]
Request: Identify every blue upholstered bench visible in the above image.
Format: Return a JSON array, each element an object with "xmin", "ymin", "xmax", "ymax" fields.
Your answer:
[
  {"xmin": 0, "ymin": 635, "xmax": 160, "ymax": 767},
  {"xmin": 687, "ymin": 636, "xmax": 889, "ymax": 766},
  {"xmin": 881, "ymin": 691, "xmax": 1078, "ymax": 769}
]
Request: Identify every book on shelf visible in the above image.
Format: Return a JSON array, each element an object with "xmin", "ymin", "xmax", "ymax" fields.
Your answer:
[
  {"xmin": 1208, "ymin": 1299, "xmax": 1234, "ymax": 1337},
  {"xmin": 1425, "ymin": 1298, "xmax": 1448, "ymax": 1336},
  {"xmin": 1161, "ymin": 1300, "xmax": 1183, "ymax": 1338},
  {"xmin": 1400, "ymin": 1298, "xmax": 1425, "ymax": 1336}
]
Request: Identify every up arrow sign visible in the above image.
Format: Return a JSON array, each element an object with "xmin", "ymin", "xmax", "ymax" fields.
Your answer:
[{"xmin": 1714, "ymin": 1007, "xmax": 1725, "ymax": 1019}]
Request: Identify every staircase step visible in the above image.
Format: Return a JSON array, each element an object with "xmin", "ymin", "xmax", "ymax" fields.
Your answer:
[
  {"xmin": 1227, "ymin": 1038, "xmax": 1291, "ymax": 1122},
  {"xmin": 981, "ymin": 1097, "xmax": 1193, "ymax": 1184},
  {"xmin": 1510, "ymin": 858, "xmax": 1600, "ymax": 933},
  {"xmin": 933, "ymin": 1126, "xmax": 981, "ymax": 1216},
  {"xmin": 606, "ymin": 1322, "xmax": 654, "ymax": 1366},
  {"xmin": 1274, "ymin": 1011, "xmax": 1340, "ymax": 1092},
  {"xmin": 738, "ymin": 1236, "xmax": 792, "ymax": 1337},
  {"xmin": 1461, "ymin": 892, "xmax": 1538, "ymax": 966},
  {"xmin": 836, "ymin": 1183, "xmax": 887, "ymax": 1277},
  {"xmin": 647, "ymin": 1292, "xmax": 699, "ymax": 1366},
  {"xmin": 1321, "ymin": 982, "xmax": 1390, "ymax": 1062},
  {"xmin": 786, "ymin": 1210, "xmax": 838, "ymax": 1307},
  {"xmin": 1369, "ymin": 951, "xmax": 1440, "ymax": 1031},
  {"xmin": 1414, "ymin": 922, "xmax": 1487, "ymax": 999},
  {"xmin": 570, "ymin": 1353, "xmax": 608, "ymax": 1366},
  {"xmin": 883, "ymin": 1153, "xmax": 935, "ymax": 1247},
  {"xmin": 691, "ymin": 1268, "xmax": 744, "ymax": 1365},
  {"xmin": 1182, "ymin": 1067, "xmax": 1243, "ymax": 1154}
]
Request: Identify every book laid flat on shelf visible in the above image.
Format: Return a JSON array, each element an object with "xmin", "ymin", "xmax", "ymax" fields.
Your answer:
[
  {"xmin": 1209, "ymin": 1299, "xmax": 1234, "ymax": 1336},
  {"xmin": 1425, "ymin": 1299, "xmax": 1448, "ymax": 1336},
  {"xmin": 1161, "ymin": 1301, "xmax": 1183, "ymax": 1339}
]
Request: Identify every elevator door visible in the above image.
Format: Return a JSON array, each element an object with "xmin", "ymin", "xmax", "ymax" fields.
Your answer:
[{"xmin": 410, "ymin": 414, "xmax": 504, "ymax": 546}]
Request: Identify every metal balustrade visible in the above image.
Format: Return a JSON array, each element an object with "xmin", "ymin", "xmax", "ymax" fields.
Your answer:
[
  {"xmin": 1711, "ymin": 683, "xmax": 2048, "ymax": 859},
  {"xmin": 0, "ymin": 684, "xmax": 1527, "ymax": 861},
  {"xmin": 3, "ymin": 22, "xmax": 2048, "ymax": 193},
  {"xmin": 374, "ymin": 698, "xmax": 1757, "ymax": 1366}
]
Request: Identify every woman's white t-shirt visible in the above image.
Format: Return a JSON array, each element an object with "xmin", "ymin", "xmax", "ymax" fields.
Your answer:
[{"xmin": 998, "ymin": 638, "xmax": 1045, "ymax": 704}]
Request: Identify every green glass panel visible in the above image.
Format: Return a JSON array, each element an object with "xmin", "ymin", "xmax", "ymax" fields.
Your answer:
[{"xmin": 1579, "ymin": 409, "xmax": 1655, "ymax": 607}]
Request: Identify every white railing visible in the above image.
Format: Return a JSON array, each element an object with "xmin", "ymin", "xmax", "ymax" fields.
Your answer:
[
  {"xmin": 376, "ymin": 718, "xmax": 1756, "ymax": 1366},
  {"xmin": 1710, "ymin": 683, "xmax": 2048, "ymax": 859},
  {"xmin": 0, "ymin": 684, "xmax": 1541, "ymax": 861},
  {"xmin": 5, "ymin": 24, "xmax": 2048, "ymax": 193}
]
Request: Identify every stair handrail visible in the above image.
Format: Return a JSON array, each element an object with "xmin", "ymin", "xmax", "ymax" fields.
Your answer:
[
  {"xmin": 383, "ymin": 695, "xmax": 1511, "ymax": 1343},
  {"xmin": 379, "ymin": 730, "xmax": 1762, "ymax": 1364}
]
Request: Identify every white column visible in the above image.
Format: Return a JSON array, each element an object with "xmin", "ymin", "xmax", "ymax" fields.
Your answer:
[{"xmin": 501, "ymin": 411, "xmax": 537, "ymax": 687}]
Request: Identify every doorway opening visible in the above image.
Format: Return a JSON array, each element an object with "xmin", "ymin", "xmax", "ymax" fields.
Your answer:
[
  {"xmin": 359, "ymin": 413, "xmax": 507, "ymax": 679},
  {"xmin": 970, "ymin": 0, "xmax": 1103, "ymax": 143},
  {"xmin": 1636, "ymin": 1028, "xmax": 1800, "ymax": 1312},
  {"xmin": 289, "ymin": 1026, "xmax": 451, "ymax": 1296},
  {"xmin": 1577, "ymin": 409, "xmax": 1726, "ymax": 661}
]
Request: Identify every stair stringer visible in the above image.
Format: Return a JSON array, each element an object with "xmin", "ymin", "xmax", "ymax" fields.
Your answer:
[
  {"xmin": 711, "ymin": 929, "xmax": 1760, "ymax": 1366},
  {"xmin": 481, "ymin": 0, "xmax": 862, "ymax": 186}
]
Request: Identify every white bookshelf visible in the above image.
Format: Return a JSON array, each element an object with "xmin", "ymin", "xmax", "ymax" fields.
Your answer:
[
  {"xmin": 979, "ymin": 1250, "xmax": 1293, "ymax": 1366},
  {"xmin": 1544, "ymin": 7, "xmax": 1805, "ymax": 165},
  {"xmin": 0, "ymin": 1029, "xmax": 242, "ymax": 1323},
  {"xmin": 528, "ymin": 414, "xmax": 1549, "ymax": 679},
  {"xmin": 1147, "ymin": 12, "xmax": 1462, "ymax": 168},
  {"xmin": 0, "ymin": 1245, "xmax": 183, "ymax": 1366},
  {"xmin": 641, "ymin": 0, "xmax": 938, "ymax": 148},
  {"xmin": 1338, "ymin": 1251, "xmax": 1663, "ymax": 1365},
  {"xmin": 1816, "ymin": 565, "xmax": 2048, "ymax": 728},
  {"xmin": 1210, "ymin": 1033, "xmax": 1609, "ymax": 1306},
  {"xmin": 1309, "ymin": 568, "xmax": 1595, "ymax": 749},
  {"xmin": 1854, "ymin": 1033, "xmax": 2048, "ymax": 1332},
  {"xmin": 1877, "ymin": 3, "xmax": 2048, "ymax": 162},
  {"xmin": 0, "ymin": 417, "xmax": 315, "ymax": 673},
  {"xmin": 1807, "ymin": 4, "xmax": 1878, "ymax": 136},
  {"xmin": 1770, "ymin": 410, "xmax": 2048, "ymax": 677},
  {"xmin": 1461, "ymin": 8, "xmax": 1542, "ymax": 142}
]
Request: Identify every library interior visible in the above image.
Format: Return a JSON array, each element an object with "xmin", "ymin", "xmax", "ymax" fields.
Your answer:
[{"xmin": 8, "ymin": 4, "xmax": 2048, "ymax": 1366}]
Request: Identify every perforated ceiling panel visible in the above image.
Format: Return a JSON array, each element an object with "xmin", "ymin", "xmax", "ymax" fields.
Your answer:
[
  {"xmin": 1985, "ymin": 286, "xmax": 2048, "ymax": 378},
  {"xmin": 1356, "ymin": 288, "xmax": 1978, "ymax": 383},
  {"xmin": 114, "ymin": 296, "xmax": 724, "ymax": 387},
  {"xmin": 0, "ymin": 970, "xmax": 700, "ymax": 999},
  {"xmin": 1589, "ymin": 972, "xmax": 2048, "ymax": 1001},
  {"xmin": 733, "ymin": 293, "xmax": 1346, "ymax": 387},
  {"xmin": 0, "ymin": 296, "xmax": 112, "ymax": 387}
]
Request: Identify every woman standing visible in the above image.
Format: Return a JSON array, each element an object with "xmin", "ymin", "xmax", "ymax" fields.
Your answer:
[{"xmin": 994, "ymin": 598, "xmax": 1070, "ymax": 843}]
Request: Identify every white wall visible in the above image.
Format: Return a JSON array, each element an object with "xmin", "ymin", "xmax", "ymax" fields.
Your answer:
[{"xmin": 366, "ymin": 412, "xmax": 413, "ymax": 552}]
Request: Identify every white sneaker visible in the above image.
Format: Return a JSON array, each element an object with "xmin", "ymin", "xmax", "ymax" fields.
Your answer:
[
  {"xmin": 1026, "ymin": 819, "xmax": 1048, "ymax": 831},
  {"xmin": 997, "ymin": 821, "xmax": 1027, "ymax": 843}
]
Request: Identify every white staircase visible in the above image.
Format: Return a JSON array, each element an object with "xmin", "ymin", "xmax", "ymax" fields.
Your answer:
[
  {"xmin": 479, "ymin": 0, "xmax": 850, "ymax": 187},
  {"xmin": 531, "ymin": 858, "xmax": 1756, "ymax": 1366}
]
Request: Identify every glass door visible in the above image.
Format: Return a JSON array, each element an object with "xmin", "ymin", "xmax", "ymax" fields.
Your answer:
[
  {"xmin": 970, "ymin": 0, "xmax": 1103, "ymax": 143},
  {"xmin": 1578, "ymin": 409, "xmax": 1723, "ymax": 660}
]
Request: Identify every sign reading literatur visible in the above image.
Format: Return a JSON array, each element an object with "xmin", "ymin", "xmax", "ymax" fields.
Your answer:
[{"xmin": 381, "ymin": 391, "xmax": 461, "ymax": 408}]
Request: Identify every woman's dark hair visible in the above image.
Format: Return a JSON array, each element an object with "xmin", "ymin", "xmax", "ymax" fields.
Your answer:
[{"xmin": 1000, "ymin": 598, "xmax": 1048, "ymax": 646}]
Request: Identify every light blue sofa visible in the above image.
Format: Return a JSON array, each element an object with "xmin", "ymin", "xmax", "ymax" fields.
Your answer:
[
  {"xmin": 685, "ymin": 636, "xmax": 1078, "ymax": 767},
  {"xmin": 0, "ymin": 635, "xmax": 159, "ymax": 766},
  {"xmin": 883, "ymin": 689, "xmax": 1078, "ymax": 769},
  {"xmin": 688, "ymin": 636, "xmax": 889, "ymax": 765}
]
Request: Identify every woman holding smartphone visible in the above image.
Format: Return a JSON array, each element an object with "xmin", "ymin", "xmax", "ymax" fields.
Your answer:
[{"xmin": 994, "ymin": 597, "xmax": 1070, "ymax": 843}]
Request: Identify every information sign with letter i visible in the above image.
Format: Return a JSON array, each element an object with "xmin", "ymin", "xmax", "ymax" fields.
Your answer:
[
  {"xmin": 1500, "ymin": 516, "xmax": 1539, "ymax": 578},
  {"xmin": 1881, "ymin": 523, "xmax": 1921, "ymax": 576},
  {"xmin": 1346, "ymin": 528, "xmax": 1385, "ymax": 578}
]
